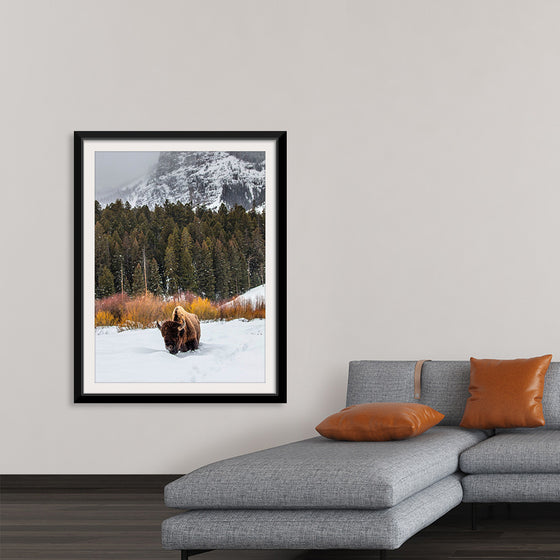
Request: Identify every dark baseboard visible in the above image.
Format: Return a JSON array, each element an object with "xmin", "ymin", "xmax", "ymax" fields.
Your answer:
[{"xmin": 0, "ymin": 474, "xmax": 182, "ymax": 492}]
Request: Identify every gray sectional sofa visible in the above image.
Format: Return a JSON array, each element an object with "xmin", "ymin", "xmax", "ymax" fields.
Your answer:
[{"xmin": 162, "ymin": 360, "xmax": 560, "ymax": 558}]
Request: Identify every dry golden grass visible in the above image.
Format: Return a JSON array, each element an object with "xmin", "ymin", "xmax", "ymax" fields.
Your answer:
[
  {"xmin": 187, "ymin": 297, "xmax": 219, "ymax": 320},
  {"xmin": 94, "ymin": 292, "xmax": 264, "ymax": 328},
  {"xmin": 95, "ymin": 310, "xmax": 117, "ymax": 327},
  {"xmin": 95, "ymin": 294, "xmax": 129, "ymax": 321},
  {"xmin": 161, "ymin": 299, "xmax": 179, "ymax": 319},
  {"xmin": 118, "ymin": 295, "xmax": 165, "ymax": 330},
  {"xmin": 219, "ymin": 300, "xmax": 265, "ymax": 320}
]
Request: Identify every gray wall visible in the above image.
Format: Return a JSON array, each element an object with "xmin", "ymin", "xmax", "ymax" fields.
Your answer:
[{"xmin": 2, "ymin": 0, "xmax": 560, "ymax": 473}]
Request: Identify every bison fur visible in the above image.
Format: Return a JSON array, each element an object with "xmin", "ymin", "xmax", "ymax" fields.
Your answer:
[{"xmin": 157, "ymin": 306, "xmax": 201, "ymax": 354}]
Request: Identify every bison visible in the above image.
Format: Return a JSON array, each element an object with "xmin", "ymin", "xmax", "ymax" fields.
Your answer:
[{"xmin": 157, "ymin": 306, "xmax": 201, "ymax": 354}]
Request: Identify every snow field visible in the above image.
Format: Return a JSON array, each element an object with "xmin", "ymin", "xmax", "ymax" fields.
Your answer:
[{"xmin": 95, "ymin": 319, "xmax": 265, "ymax": 383}]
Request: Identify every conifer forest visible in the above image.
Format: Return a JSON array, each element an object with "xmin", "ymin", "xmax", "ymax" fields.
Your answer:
[{"xmin": 95, "ymin": 199, "xmax": 265, "ymax": 302}]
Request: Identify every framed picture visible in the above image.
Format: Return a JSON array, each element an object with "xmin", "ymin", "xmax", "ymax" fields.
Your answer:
[{"xmin": 74, "ymin": 131, "xmax": 287, "ymax": 403}]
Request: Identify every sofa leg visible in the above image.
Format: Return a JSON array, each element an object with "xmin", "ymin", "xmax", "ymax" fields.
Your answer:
[
  {"xmin": 471, "ymin": 503, "xmax": 477, "ymax": 530},
  {"xmin": 181, "ymin": 551, "xmax": 212, "ymax": 559},
  {"xmin": 379, "ymin": 551, "xmax": 387, "ymax": 560}
]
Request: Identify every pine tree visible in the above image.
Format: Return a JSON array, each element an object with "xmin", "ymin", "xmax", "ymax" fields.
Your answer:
[
  {"xmin": 213, "ymin": 239, "xmax": 230, "ymax": 300},
  {"xmin": 130, "ymin": 238, "xmax": 141, "ymax": 278},
  {"xmin": 95, "ymin": 222, "xmax": 111, "ymax": 273},
  {"xmin": 95, "ymin": 200, "xmax": 102, "ymax": 221},
  {"xmin": 250, "ymin": 228, "xmax": 266, "ymax": 287},
  {"xmin": 132, "ymin": 263, "xmax": 145, "ymax": 296},
  {"xmin": 121, "ymin": 233, "xmax": 133, "ymax": 289},
  {"xmin": 228, "ymin": 238, "xmax": 248, "ymax": 296},
  {"xmin": 164, "ymin": 242, "xmax": 180, "ymax": 295},
  {"xmin": 160, "ymin": 217, "xmax": 177, "ymax": 256},
  {"xmin": 179, "ymin": 227, "xmax": 196, "ymax": 291},
  {"xmin": 147, "ymin": 258, "xmax": 163, "ymax": 295},
  {"xmin": 180, "ymin": 247, "xmax": 196, "ymax": 292},
  {"xmin": 110, "ymin": 232, "xmax": 123, "ymax": 286},
  {"xmin": 97, "ymin": 266, "xmax": 115, "ymax": 298},
  {"xmin": 169, "ymin": 226, "xmax": 181, "ymax": 257},
  {"xmin": 123, "ymin": 275, "xmax": 131, "ymax": 295},
  {"xmin": 197, "ymin": 240, "xmax": 215, "ymax": 299},
  {"xmin": 227, "ymin": 240, "xmax": 241, "ymax": 296}
]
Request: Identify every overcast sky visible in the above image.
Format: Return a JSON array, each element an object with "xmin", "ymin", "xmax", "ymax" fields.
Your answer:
[{"xmin": 95, "ymin": 151, "xmax": 160, "ymax": 195}]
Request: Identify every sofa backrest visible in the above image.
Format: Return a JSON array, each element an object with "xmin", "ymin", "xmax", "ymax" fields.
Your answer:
[{"xmin": 347, "ymin": 360, "xmax": 560, "ymax": 428}]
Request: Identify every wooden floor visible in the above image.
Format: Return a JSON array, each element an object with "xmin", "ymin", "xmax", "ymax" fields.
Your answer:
[{"xmin": 1, "ymin": 490, "xmax": 559, "ymax": 559}]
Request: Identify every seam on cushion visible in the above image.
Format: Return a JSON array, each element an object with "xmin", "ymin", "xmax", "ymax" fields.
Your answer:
[
  {"xmin": 387, "ymin": 436, "xmax": 484, "ymax": 502},
  {"xmin": 388, "ymin": 436, "xmax": 483, "ymax": 490},
  {"xmin": 387, "ymin": 457, "xmax": 456, "ymax": 504},
  {"xmin": 390, "ymin": 477, "xmax": 463, "ymax": 546}
]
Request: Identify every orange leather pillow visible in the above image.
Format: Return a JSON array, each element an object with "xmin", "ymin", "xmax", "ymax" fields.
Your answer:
[
  {"xmin": 315, "ymin": 402, "xmax": 445, "ymax": 441},
  {"xmin": 460, "ymin": 355, "xmax": 552, "ymax": 429}
]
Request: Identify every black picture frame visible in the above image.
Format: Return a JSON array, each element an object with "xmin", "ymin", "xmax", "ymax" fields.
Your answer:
[{"xmin": 74, "ymin": 131, "xmax": 287, "ymax": 403}]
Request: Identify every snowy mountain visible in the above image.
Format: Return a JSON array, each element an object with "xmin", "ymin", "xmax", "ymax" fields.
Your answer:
[{"xmin": 97, "ymin": 151, "xmax": 265, "ymax": 211}]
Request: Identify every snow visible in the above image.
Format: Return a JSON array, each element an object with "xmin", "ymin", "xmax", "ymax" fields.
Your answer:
[
  {"xmin": 95, "ymin": 319, "xmax": 265, "ymax": 383},
  {"xmin": 224, "ymin": 284, "xmax": 265, "ymax": 307}
]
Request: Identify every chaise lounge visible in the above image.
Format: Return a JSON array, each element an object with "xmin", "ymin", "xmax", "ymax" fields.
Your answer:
[{"xmin": 162, "ymin": 359, "xmax": 560, "ymax": 558}]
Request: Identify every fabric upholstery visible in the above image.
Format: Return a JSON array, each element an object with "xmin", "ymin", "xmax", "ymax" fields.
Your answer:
[
  {"xmin": 542, "ymin": 362, "xmax": 560, "ymax": 428},
  {"xmin": 347, "ymin": 361, "xmax": 471, "ymax": 425},
  {"xmin": 162, "ymin": 474, "xmax": 463, "ymax": 551},
  {"xmin": 315, "ymin": 402, "xmax": 444, "ymax": 441},
  {"xmin": 462, "ymin": 474, "xmax": 560, "ymax": 502},
  {"xmin": 460, "ymin": 429, "xmax": 560, "ymax": 474},
  {"xmin": 460, "ymin": 355, "xmax": 551, "ymax": 429},
  {"xmin": 347, "ymin": 360, "xmax": 560, "ymax": 428},
  {"xmin": 165, "ymin": 426, "xmax": 485, "ymax": 510}
]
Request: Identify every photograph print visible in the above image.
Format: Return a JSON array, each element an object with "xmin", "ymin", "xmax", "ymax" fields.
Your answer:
[{"xmin": 75, "ymin": 131, "xmax": 286, "ymax": 402}]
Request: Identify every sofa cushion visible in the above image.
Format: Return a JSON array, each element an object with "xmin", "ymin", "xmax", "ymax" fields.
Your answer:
[
  {"xmin": 460, "ymin": 430, "xmax": 560, "ymax": 474},
  {"xmin": 315, "ymin": 402, "xmax": 444, "ymax": 441},
  {"xmin": 459, "ymin": 355, "xmax": 551, "ymax": 429},
  {"xmin": 162, "ymin": 474, "xmax": 463, "ymax": 551},
  {"xmin": 347, "ymin": 361, "xmax": 560, "ymax": 428},
  {"xmin": 462, "ymin": 473, "xmax": 560, "ymax": 502},
  {"xmin": 347, "ymin": 361, "xmax": 472, "ymax": 425},
  {"xmin": 165, "ymin": 426, "xmax": 485, "ymax": 510}
]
